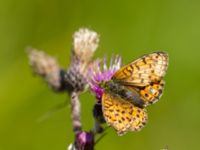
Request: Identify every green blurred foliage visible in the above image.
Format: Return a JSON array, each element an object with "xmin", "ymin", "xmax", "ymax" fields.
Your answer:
[{"xmin": 0, "ymin": 0, "xmax": 200, "ymax": 149}]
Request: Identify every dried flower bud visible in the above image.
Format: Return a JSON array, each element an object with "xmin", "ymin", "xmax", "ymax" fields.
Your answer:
[
  {"xmin": 27, "ymin": 48, "xmax": 63, "ymax": 91},
  {"xmin": 72, "ymin": 28, "xmax": 99, "ymax": 63}
]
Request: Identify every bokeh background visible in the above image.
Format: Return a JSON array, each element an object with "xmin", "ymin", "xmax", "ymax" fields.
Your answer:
[{"xmin": 1, "ymin": 0, "xmax": 200, "ymax": 150}]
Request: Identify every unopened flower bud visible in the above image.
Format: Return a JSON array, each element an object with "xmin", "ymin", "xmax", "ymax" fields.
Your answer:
[{"xmin": 75, "ymin": 131, "xmax": 94, "ymax": 150}]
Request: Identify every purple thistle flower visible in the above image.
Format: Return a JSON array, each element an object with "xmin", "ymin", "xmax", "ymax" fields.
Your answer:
[
  {"xmin": 88, "ymin": 55, "xmax": 122, "ymax": 100},
  {"xmin": 67, "ymin": 131, "xmax": 94, "ymax": 150},
  {"xmin": 75, "ymin": 131, "xmax": 94, "ymax": 150}
]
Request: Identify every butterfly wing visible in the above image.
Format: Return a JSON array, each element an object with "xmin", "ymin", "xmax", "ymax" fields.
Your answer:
[
  {"xmin": 126, "ymin": 80, "xmax": 165, "ymax": 106},
  {"xmin": 139, "ymin": 80, "xmax": 165, "ymax": 106},
  {"xmin": 112, "ymin": 52, "xmax": 168, "ymax": 87},
  {"xmin": 102, "ymin": 92, "xmax": 148, "ymax": 135},
  {"xmin": 101, "ymin": 52, "xmax": 168, "ymax": 134}
]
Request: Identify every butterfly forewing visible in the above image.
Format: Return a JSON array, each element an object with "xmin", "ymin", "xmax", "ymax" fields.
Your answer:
[
  {"xmin": 112, "ymin": 52, "xmax": 168, "ymax": 87},
  {"xmin": 102, "ymin": 92, "xmax": 148, "ymax": 135}
]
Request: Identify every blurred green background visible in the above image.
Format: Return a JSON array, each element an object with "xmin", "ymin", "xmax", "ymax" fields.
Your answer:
[{"xmin": 1, "ymin": 0, "xmax": 200, "ymax": 149}]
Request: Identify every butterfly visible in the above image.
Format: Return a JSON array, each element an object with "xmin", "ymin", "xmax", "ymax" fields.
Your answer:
[{"xmin": 101, "ymin": 51, "xmax": 169, "ymax": 135}]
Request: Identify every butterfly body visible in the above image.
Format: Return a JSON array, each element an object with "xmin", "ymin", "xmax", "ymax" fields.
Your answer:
[
  {"xmin": 100, "ymin": 51, "xmax": 169, "ymax": 135},
  {"xmin": 102, "ymin": 80, "xmax": 145, "ymax": 108}
]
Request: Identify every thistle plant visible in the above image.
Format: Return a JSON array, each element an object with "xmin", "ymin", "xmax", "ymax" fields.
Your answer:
[
  {"xmin": 28, "ymin": 28, "xmax": 106, "ymax": 150},
  {"xmin": 27, "ymin": 28, "xmax": 169, "ymax": 149}
]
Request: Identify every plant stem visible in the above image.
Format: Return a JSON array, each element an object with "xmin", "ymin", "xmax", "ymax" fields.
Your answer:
[{"xmin": 70, "ymin": 91, "xmax": 82, "ymax": 133}]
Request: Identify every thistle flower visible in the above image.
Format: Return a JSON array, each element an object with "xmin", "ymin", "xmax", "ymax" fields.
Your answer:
[
  {"xmin": 75, "ymin": 131, "xmax": 94, "ymax": 150},
  {"xmin": 27, "ymin": 28, "xmax": 111, "ymax": 150},
  {"xmin": 27, "ymin": 48, "xmax": 65, "ymax": 91},
  {"xmin": 65, "ymin": 28, "xmax": 99, "ymax": 92},
  {"xmin": 68, "ymin": 131, "xmax": 94, "ymax": 150},
  {"xmin": 72, "ymin": 28, "xmax": 99, "ymax": 64},
  {"xmin": 88, "ymin": 55, "xmax": 122, "ymax": 100}
]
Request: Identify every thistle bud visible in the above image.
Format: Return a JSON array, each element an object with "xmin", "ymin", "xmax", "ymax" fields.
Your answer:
[{"xmin": 75, "ymin": 131, "xmax": 94, "ymax": 150}]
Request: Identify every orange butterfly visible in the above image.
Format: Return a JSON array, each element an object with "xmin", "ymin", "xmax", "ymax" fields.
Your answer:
[{"xmin": 101, "ymin": 52, "xmax": 169, "ymax": 135}]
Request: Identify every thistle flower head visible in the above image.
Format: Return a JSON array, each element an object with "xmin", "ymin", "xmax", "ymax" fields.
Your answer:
[
  {"xmin": 27, "ymin": 48, "xmax": 63, "ymax": 91},
  {"xmin": 72, "ymin": 28, "xmax": 99, "ymax": 63},
  {"xmin": 74, "ymin": 131, "xmax": 94, "ymax": 150},
  {"xmin": 68, "ymin": 131, "xmax": 94, "ymax": 150},
  {"xmin": 65, "ymin": 28, "xmax": 99, "ymax": 92},
  {"xmin": 76, "ymin": 131, "xmax": 94, "ymax": 147},
  {"xmin": 88, "ymin": 55, "xmax": 122, "ymax": 100}
]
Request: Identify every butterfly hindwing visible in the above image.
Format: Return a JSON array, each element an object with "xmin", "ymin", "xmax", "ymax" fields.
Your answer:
[
  {"xmin": 112, "ymin": 52, "xmax": 168, "ymax": 87},
  {"xmin": 102, "ymin": 92, "xmax": 148, "ymax": 135},
  {"xmin": 126, "ymin": 80, "xmax": 165, "ymax": 106},
  {"xmin": 139, "ymin": 80, "xmax": 165, "ymax": 106}
]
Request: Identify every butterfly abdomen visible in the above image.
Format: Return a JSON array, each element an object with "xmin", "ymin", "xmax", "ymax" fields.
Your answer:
[{"xmin": 105, "ymin": 80, "xmax": 144, "ymax": 108}]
